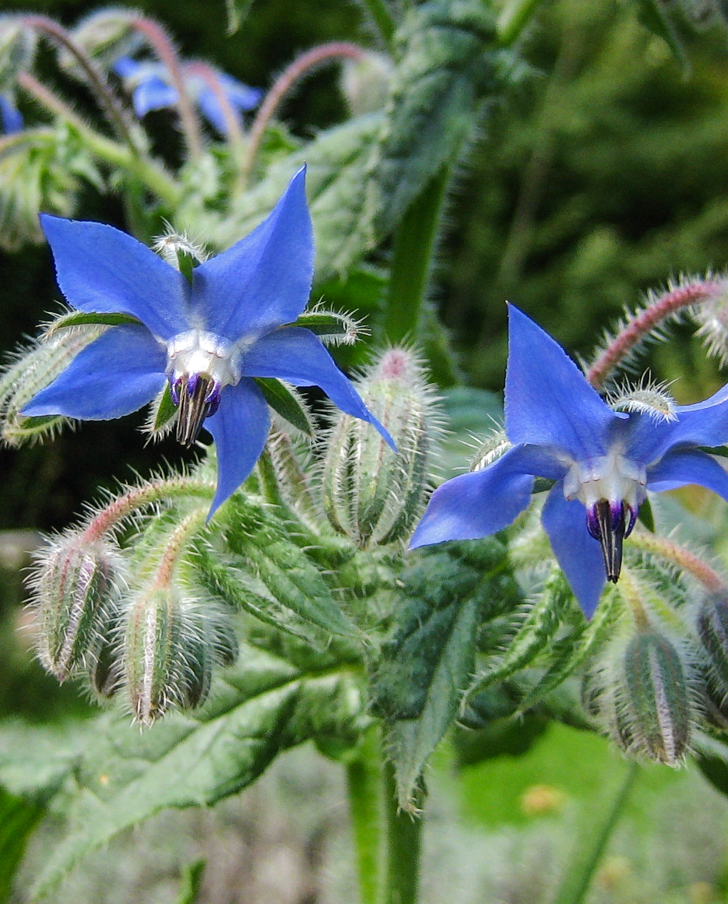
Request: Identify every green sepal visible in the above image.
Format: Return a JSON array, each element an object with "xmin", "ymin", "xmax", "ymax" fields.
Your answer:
[
  {"xmin": 43, "ymin": 310, "xmax": 142, "ymax": 337},
  {"xmin": 253, "ymin": 378, "xmax": 313, "ymax": 436},
  {"xmin": 637, "ymin": 496, "xmax": 655, "ymax": 532},
  {"xmin": 175, "ymin": 247, "xmax": 197, "ymax": 286},
  {"xmin": 291, "ymin": 310, "xmax": 357, "ymax": 341},
  {"xmin": 151, "ymin": 384, "xmax": 177, "ymax": 434}
]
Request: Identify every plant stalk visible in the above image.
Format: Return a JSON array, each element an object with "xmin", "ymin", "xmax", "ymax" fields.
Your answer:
[
  {"xmin": 381, "ymin": 758, "xmax": 422, "ymax": 904},
  {"xmin": 382, "ymin": 164, "xmax": 451, "ymax": 345},
  {"xmin": 346, "ymin": 728, "xmax": 384, "ymax": 904},
  {"xmin": 550, "ymin": 761, "xmax": 639, "ymax": 904}
]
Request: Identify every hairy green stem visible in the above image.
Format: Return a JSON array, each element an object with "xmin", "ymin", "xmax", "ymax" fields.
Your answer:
[
  {"xmin": 17, "ymin": 72, "xmax": 180, "ymax": 208},
  {"xmin": 382, "ymin": 165, "xmax": 451, "ymax": 345},
  {"xmin": 551, "ymin": 761, "xmax": 639, "ymax": 904},
  {"xmin": 382, "ymin": 759, "xmax": 422, "ymax": 904},
  {"xmin": 346, "ymin": 728, "xmax": 384, "ymax": 904}
]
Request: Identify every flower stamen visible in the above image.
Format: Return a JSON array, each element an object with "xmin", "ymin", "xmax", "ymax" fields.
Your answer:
[
  {"xmin": 586, "ymin": 499, "xmax": 636, "ymax": 583},
  {"xmin": 173, "ymin": 373, "xmax": 220, "ymax": 445}
]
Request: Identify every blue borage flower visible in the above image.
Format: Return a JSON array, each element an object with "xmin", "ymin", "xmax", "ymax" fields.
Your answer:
[
  {"xmin": 23, "ymin": 167, "xmax": 394, "ymax": 516},
  {"xmin": 411, "ymin": 305, "xmax": 728, "ymax": 617},
  {"xmin": 113, "ymin": 56, "xmax": 262, "ymax": 135},
  {"xmin": 0, "ymin": 93, "xmax": 23, "ymax": 134}
]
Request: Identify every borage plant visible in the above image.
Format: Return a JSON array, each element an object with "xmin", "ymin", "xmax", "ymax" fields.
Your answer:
[{"xmin": 5, "ymin": 1, "xmax": 728, "ymax": 903}]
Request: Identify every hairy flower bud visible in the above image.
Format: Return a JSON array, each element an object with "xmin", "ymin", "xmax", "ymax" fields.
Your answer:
[
  {"xmin": 323, "ymin": 348, "xmax": 437, "ymax": 548},
  {"xmin": 340, "ymin": 51, "xmax": 393, "ymax": 116},
  {"xmin": 696, "ymin": 591, "xmax": 728, "ymax": 693},
  {"xmin": 123, "ymin": 586, "xmax": 236, "ymax": 725},
  {"xmin": 31, "ymin": 534, "xmax": 122, "ymax": 682},
  {"xmin": 0, "ymin": 16, "xmax": 36, "ymax": 93},
  {"xmin": 621, "ymin": 628, "xmax": 692, "ymax": 765},
  {"xmin": 63, "ymin": 9, "xmax": 139, "ymax": 75}
]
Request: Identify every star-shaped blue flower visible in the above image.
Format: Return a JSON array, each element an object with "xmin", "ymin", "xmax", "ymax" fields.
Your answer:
[
  {"xmin": 23, "ymin": 167, "xmax": 393, "ymax": 515},
  {"xmin": 411, "ymin": 305, "xmax": 728, "ymax": 617},
  {"xmin": 113, "ymin": 56, "xmax": 261, "ymax": 136}
]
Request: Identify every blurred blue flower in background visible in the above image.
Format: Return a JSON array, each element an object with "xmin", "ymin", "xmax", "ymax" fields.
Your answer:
[
  {"xmin": 23, "ymin": 167, "xmax": 392, "ymax": 515},
  {"xmin": 411, "ymin": 306, "xmax": 728, "ymax": 617},
  {"xmin": 113, "ymin": 55, "xmax": 261, "ymax": 135},
  {"xmin": 0, "ymin": 94, "xmax": 23, "ymax": 134}
]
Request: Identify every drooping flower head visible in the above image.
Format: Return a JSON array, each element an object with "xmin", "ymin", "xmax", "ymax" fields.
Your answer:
[
  {"xmin": 23, "ymin": 167, "xmax": 393, "ymax": 515},
  {"xmin": 113, "ymin": 55, "xmax": 261, "ymax": 135},
  {"xmin": 411, "ymin": 306, "xmax": 728, "ymax": 617}
]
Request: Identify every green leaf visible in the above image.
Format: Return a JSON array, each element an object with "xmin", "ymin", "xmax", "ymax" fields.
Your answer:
[
  {"xmin": 26, "ymin": 648, "xmax": 366, "ymax": 898},
  {"xmin": 151, "ymin": 383, "xmax": 177, "ymax": 434},
  {"xmin": 0, "ymin": 787, "xmax": 45, "ymax": 903},
  {"xmin": 217, "ymin": 495, "xmax": 359, "ymax": 641},
  {"xmin": 253, "ymin": 378, "xmax": 313, "ymax": 436},
  {"xmin": 174, "ymin": 859, "xmax": 206, "ymax": 904},
  {"xmin": 373, "ymin": 540, "xmax": 515, "ymax": 808}
]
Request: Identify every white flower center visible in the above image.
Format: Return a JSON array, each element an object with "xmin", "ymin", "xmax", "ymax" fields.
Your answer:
[
  {"xmin": 562, "ymin": 447, "xmax": 647, "ymax": 512},
  {"xmin": 165, "ymin": 329, "xmax": 238, "ymax": 388}
]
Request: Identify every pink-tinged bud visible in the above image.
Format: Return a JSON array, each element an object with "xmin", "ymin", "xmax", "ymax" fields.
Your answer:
[
  {"xmin": 622, "ymin": 628, "xmax": 691, "ymax": 765},
  {"xmin": 340, "ymin": 50, "xmax": 393, "ymax": 116},
  {"xmin": 323, "ymin": 348, "xmax": 438, "ymax": 548},
  {"xmin": 123, "ymin": 587, "xmax": 237, "ymax": 725},
  {"xmin": 30, "ymin": 534, "xmax": 122, "ymax": 682}
]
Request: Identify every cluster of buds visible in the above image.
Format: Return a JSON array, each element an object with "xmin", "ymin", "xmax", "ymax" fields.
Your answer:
[
  {"xmin": 322, "ymin": 347, "xmax": 439, "ymax": 548},
  {"xmin": 27, "ymin": 477, "xmax": 242, "ymax": 726}
]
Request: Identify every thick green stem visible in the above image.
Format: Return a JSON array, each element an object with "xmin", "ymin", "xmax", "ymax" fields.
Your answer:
[
  {"xmin": 382, "ymin": 165, "xmax": 450, "ymax": 345},
  {"xmin": 551, "ymin": 761, "xmax": 639, "ymax": 904},
  {"xmin": 382, "ymin": 758, "xmax": 422, "ymax": 904},
  {"xmin": 346, "ymin": 728, "xmax": 384, "ymax": 904}
]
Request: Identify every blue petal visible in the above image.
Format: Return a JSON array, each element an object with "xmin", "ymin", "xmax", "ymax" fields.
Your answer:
[
  {"xmin": 215, "ymin": 73, "xmax": 262, "ymax": 111},
  {"xmin": 505, "ymin": 306, "xmax": 619, "ymax": 461},
  {"xmin": 541, "ymin": 487, "xmax": 606, "ymax": 618},
  {"xmin": 647, "ymin": 448, "xmax": 728, "ymax": 502},
  {"xmin": 626, "ymin": 384, "xmax": 728, "ymax": 465},
  {"xmin": 40, "ymin": 215, "xmax": 189, "ymax": 341},
  {"xmin": 409, "ymin": 444, "xmax": 562, "ymax": 548},
  {"xmin": 241, "ymin": 326, "xmax": 395, "ymax": 447},
  {"xmin": 197, "ymin": 90, "xmax": 236, "ymax": 135},
  {"xmin": 191, "ymin": 167, "xmax": 313, "ymax": 342},
  {"xmin": 112, "ymin": 56, "xmax": 139, "ymax": 79},
  {"xmin": 21, "ymin": 325, "xmax": 166, "ymax": 420},
  {"xmin": 133, "ymin": 77, "xmax": 179, "ymax": 116},
  {"xmin": 204, "ymin": 378, "xmax": 270, "ymax": 517},
  {"xmin": 0, "ymin": 95, "xmax": 23, "ymax": 134}
]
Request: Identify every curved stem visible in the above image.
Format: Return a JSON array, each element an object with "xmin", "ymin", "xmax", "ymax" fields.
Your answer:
[
  {"xmin": 129, "ymin": 15, "xmax": 204, "ymax": 160},
  {"xmin": 551, "ymin": 761, "xmax": 639, "ymax": 904},
  {"xmin": 586, "ymin": 279, "xmax": 724, "ymax": 390},
  {"xmin": 241, "ymin": 41, "xmax": 366, "ymax": 185},
  {"xmin": 382, "ymin": 164, "xmax": 451, "ymax": 345},
  {"xmin": 21, "ymin": 15, "xmax": 139, "ymax": 154},
  {"xmin": 630, "ymin": 530, "xmax": 727, "ymax": 593},
  {"xmin": 186, "ymin": 60, "xmax": 246, "ymax": 154},
  {"xmin": 18, "ymin": 72, "xmax": 180, "ymax": 208}
]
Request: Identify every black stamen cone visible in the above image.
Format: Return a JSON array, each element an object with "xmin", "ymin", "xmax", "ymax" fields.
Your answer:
[
  {"xmin": 176, "ymin": 374, "xmax": 214, "ymax": 446},
  {"xmin": 592, "ymin": 499, "xmax": 626, "ymax": 583}
]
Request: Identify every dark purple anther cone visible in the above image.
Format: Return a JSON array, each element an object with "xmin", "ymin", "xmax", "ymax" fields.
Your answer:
[{"xmin": 586, "ymin": 499, "xmax": 636, "ymax": 583}]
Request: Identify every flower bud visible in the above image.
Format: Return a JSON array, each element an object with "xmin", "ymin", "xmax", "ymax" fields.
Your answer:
[
  {"xmin": 0, "ymin": 16, "xmax": 36, "ymax": 94},
  {"xmin": 61, "ymin": 9, "xmax": 139, "ymax": 77},
  {"xmin": 622, "ymin": 628, "xmax": 692, "ymax": 765},
  {"xmin": 340, "ymin": 51, "xmax": 393, "ymax": 116},
  {"xmin": 31, "ymin": 534, "xmax": 122, "ymax": 682},
  {"xmin": 696, "ymin": 591, "xmax": 728, "ymax": 696},
  {"xmin": 322, "ymin": 348, "xmax": 437, "ymax": 548},
  {"xmin": 123, "ymin": 586, "xmax": 236, "ymax": 725}
]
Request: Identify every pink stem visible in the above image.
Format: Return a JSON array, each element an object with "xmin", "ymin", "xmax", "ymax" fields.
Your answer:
[{"xmin": 586, "ymin": 280, "xmax": 723, "ymax": 390}]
